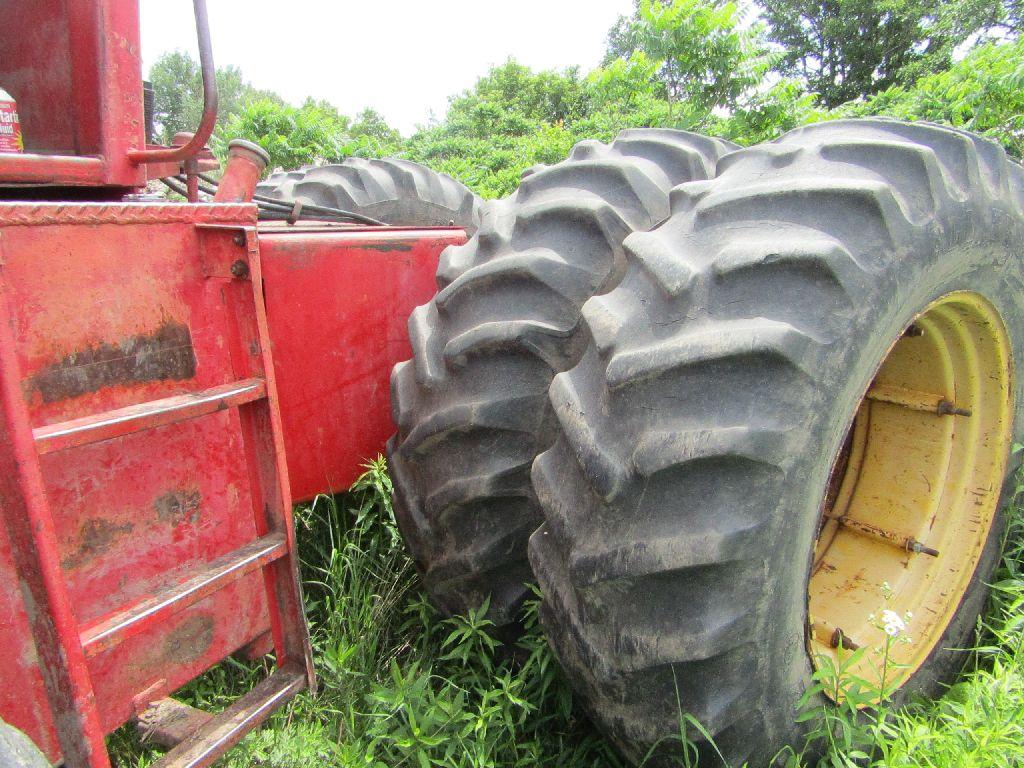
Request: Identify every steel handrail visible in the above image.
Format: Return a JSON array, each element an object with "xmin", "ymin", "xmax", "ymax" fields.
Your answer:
[{"xmin": 128, "ymin": 0, "xmax": 217, "ymax": 165}]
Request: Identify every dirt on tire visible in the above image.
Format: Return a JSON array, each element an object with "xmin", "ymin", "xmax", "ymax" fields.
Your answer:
[
  {"xmin": 388, "ymin": 130, "xmax": 738, "ymax": 624},
  {"xmin": 529, "ymin": 119, "xmax": 1024, "ymax": 765}
]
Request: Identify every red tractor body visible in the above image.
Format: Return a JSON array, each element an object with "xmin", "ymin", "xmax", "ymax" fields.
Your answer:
[{"xmin": 0, "ymin": 2, "xmax": 456, "ymax": 765}]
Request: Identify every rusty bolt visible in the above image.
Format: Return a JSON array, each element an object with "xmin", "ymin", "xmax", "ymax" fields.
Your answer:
[
  {"xmin": 230, "ymin": 260, "xmax": 250, "ymax": 279},
  {"xmin": 233, "ymin": 232, "xmax": 246, "ymax": 247},
  {"xmin": 906, "ymin": 538, "xmax": 940, "ymax": 557},
  {"xmin": 830, "ymin": 627, "xmax": 860, "ymax": 651},
  {"xmin": 937, "ymin": 399, "xmax": 972, "ymax": 417}
]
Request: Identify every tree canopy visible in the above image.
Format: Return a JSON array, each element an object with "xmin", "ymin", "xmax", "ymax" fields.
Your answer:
[
  {"xmin": 149, "ymin": 0, "xmax": 1023, "ymax": 197},
  {"xmin": 605, "ymin": 0, "xmax": 769, "ymax": 115},
  {"xmin": 148, "ymin": 51, "xmax": 281, "ymax": 143},
  {"xmin": 760, "ymin": 0, "xmax": 1004, "ymax": 107}
]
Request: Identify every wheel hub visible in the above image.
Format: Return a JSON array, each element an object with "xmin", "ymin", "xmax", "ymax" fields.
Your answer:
[{"xmin": 808, "ymin": 291, "xmax": 1013, "ymax": 696}]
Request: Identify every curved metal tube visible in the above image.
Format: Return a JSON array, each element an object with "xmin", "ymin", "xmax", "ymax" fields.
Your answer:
[{"xmin": 128, "ymin": 0, "xmax": 218, "ymax": 164}]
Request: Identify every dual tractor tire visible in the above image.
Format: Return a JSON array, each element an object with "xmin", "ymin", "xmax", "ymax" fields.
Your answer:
[
  {"xmin": 269, "ymin": 123, "xmax": 1024, "ymax": 765},
  {"xmin": 257, "ymin": 157, "xmax": 483, "ymax": 234},
  {"xmin": 386, "ymin": 130, "xmax": 739, "ymax": 624},
  {"xmin": 529, "ymin": 120, "xmax": 1024, "ymax": 765}
]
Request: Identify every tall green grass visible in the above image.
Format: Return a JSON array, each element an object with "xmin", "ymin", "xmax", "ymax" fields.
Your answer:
[{"xmin": 111, "ymin": 457, "xmax": 1024, "ymax": 767}]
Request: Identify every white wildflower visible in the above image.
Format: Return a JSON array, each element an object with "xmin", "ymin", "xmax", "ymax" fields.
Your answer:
[{"xmin": 881, "ymin": 609, "xmax": 906, "ymax": 637}]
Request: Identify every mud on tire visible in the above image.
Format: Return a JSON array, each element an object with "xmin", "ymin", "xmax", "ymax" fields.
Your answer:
[
  {"xmin": 388, "ymin": 130, "xmax": 738, "ymax": 624},
  {"xmin": 529, "ymin": 119, "xmax": 1024, "ymax": 765}
]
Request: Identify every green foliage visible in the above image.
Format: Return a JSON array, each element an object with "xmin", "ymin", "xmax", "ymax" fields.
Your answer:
[
  {"xmin": 760, "ymin": 0, "xmax": 1005, "ymax": 107},
  {"xmin": 110, "ymin": 458, "xmax": 623, "ymax": 768},
  {"xmin": 842, "ymin": 37, "xmax": 1024, "ymax": 157},
  {"xmin": 149, "ymin": 53, "xmax": 404, "ymax": 171},
  {"xmin": 148, "ymin": 51, "xmax": 281, "ymax": 143},
  {"xmin": 604, "ymin": 0, "xmax": 770, "ymax": 116},
  {"xmin": 217, "ymin": 99, "xmax": 408, "ymax": 171},
  {"xmin": 350, "ymin": 108, "xmax": 404, "ymax": 156},
  {"xmin": 217, "ymin": 99, "xmax": 351, "ymax": 170},
  {"xmin": 110, "ymin": 460, "xmax": 1024, "ymax": 768},
  {"xmin": 401, "ymin": 60, "xmax": 587, "ymax": 197}
]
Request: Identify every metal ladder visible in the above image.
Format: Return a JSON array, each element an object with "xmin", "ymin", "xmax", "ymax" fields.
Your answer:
[{"xmin": 0, "ymin": 226, "xmax": 314, "ymax": 768}]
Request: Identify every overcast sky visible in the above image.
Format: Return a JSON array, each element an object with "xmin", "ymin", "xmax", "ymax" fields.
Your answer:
[{"xmin": 140, "ymin": 1, "xmax": 635, "ymax": 135}]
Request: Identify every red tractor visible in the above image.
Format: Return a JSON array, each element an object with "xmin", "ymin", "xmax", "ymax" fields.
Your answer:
[{"xmin": 2, "ymin": 2, "xmax": 1023, "ymax": 767}]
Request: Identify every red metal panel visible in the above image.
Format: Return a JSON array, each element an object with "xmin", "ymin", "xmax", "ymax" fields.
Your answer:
[
  {"xmin": 0, "ymin": 0, "xmax": 76, "ymax": 152},
  {"xmin": 259, "ymin": 225, "xmax": 463, "ymax": 500},
  {"xmin": 0, "ymin": 521, "xmax": 58, "ymax": 757},
  {"xmin": 33, "ymin": 377, "xmax": 267, "ymax": 454},
  {"xmin": 0, "ymin": 0, "xmax": 146, "ymax": 188},
  {"xmin": 0, "ymin": 202, "xmax": 290, "ymax": 763},
  {"xmin": 0, "ymin": 281, "xmax": 108, "ymax": 766}
]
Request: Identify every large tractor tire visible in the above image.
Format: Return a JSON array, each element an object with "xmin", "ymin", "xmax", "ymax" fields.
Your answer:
[
  {"xmin": 256, "ymin": 158, "xmax": 482, "ymax": 234},
  {"xmin": 388, "ymin": 130, "xmax": 739, "ymax": 624},
  {"xmin": 529, "ymin": 119, "xmax": 1024, "ymax": 765}
]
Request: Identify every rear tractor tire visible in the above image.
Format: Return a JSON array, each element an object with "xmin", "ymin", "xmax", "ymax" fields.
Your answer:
[
  {"xmin": 388, "ymin": 130, "xmax": 739, "ymax": 624},
  {"xmin": 529, "ymin": 119, "xmax": 1024, "ymax": 765},
  {"xmin": 256, "ymin": 157, "xmax": 483, "ymax": 234}
]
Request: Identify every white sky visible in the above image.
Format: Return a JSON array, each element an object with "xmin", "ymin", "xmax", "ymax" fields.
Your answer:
[{"xmin": 140, "ymin": 1, "xmax": 635, "ymax": 135}]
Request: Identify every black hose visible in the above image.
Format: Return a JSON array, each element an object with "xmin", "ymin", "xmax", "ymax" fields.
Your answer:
[
  {"xmin": 162, "ymin": 174, "xmax": 387, "ymax": 226},
  {"xmin": 196, "ymin": 172, "xmax": 386, "ymax": 226},
  {"xmin": 160, "ymin": 176, "xmax": 197, "ymax": 199}
]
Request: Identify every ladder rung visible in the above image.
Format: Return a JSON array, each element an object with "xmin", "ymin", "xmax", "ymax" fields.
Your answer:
[
  {"xmin": 80, "ymin": 533, "xmax": 287, "ymax": 658},
  {"xmin": 151, "ymin": 664, "xmax": 306, "ymax": 768},
  {"xmin": 33, "ymin": 378, "xmax": 266, "ymax": 454}
]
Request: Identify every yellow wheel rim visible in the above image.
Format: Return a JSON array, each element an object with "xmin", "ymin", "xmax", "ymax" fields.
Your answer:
[{"xmin": 808, "ymin": 291, "xmax": 1014, "ymax": 697}]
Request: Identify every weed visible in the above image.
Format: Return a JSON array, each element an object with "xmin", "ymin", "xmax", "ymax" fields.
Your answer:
[
  {"xmin": 110, "ymin": 458, "xmax": 621, "ymax": 768},
  {"xmin": 110, "ymin": 458, "xmax": 1024, "ymax": 768}
]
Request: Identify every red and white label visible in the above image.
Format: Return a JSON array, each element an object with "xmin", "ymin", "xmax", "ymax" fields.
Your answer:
[{"xmin": 0, "ymin": 89, "xmax": 23, "ymax": 153}]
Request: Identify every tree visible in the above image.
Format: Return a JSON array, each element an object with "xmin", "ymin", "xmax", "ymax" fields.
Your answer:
[
  {"xmin": 148, "ymin": 51, "xmax": 282, "ymax": 143},
  {"xmin": 220, "ymin": 99, "xmax": 359, "ymax": 170},
  {"xmin": 603, "ymin": 0, "xmax": 769, "ymax": 117},
  {"xmin": 400, "ymin": 60, "xmax": 589, "ymax": 197},
  {"xmin": 842, "ymin": 37, "xmax": 1024, "ymax": 157},
  {"xmin": 350, "ymin": 108, "xmax": 404, "ymax": 155},
  {"xmin": 761, "ymin": 0, "xmax": 1004, "ymax": 108}
]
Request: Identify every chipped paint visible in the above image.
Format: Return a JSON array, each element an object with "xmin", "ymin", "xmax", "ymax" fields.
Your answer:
[{"xmin": 27, "ymin": 322, "xmax": 196, "ymax": 404}]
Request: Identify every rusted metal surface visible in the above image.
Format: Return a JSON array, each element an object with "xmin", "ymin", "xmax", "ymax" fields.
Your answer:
[
  {"xmin": 128, "ymin": 0, "xmax": 217, "ymax": 167},
  {"xmin": 212, "ymin": 140, "xmax": 268, "ymax": 204},
  {"xmin": 152, "ymin": 664, "xmax": 305, "ymax": 768},
  {"xmin": 824, "ymin": 514, "xmax": 941, "ymax": 558},
  {"xmin": 810, "ymin": 621, "xmax": 861, "ymax": 651},
  {"xmin": 0, "ymin": 203, "xmax": 313, "ymax": 765},
  {"xmin": 865, "ymin": 382, "xmax": 973, "ymax": 417},
  {"xmin": 260, "ymin": 225, "xmax": 465, "ymax": 499},
  {"xmin": 136, "ymin": 699, "xmax": 213, "ymax": 749},
  {"xmin": 81, "ymin": 533, "xmax": 287, "ymax": 658},
  {"xmin": 0, "ymin": 0, "xmax": 147, "ymax": 189},
  {"xmin": 0, "ymin": 272, "xmax": 109, "ymax": 766},
  {"xmin": 33, "ymin": 378, "xmax": 266, "ymax": 454},
  {"xmin": 0, "ymin": 154, "xmax": 108, "ymax": 186},
  {"xmin": 0, "ymin": 201, "xmax": 454, "ymax": 762},
  {"xmin": 27, "ymin": 321, "xmax": 197, "ymax": 405},
  {"xmin": 0, "ymin": 203, "xmax": 257, "ymax": 227}
]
